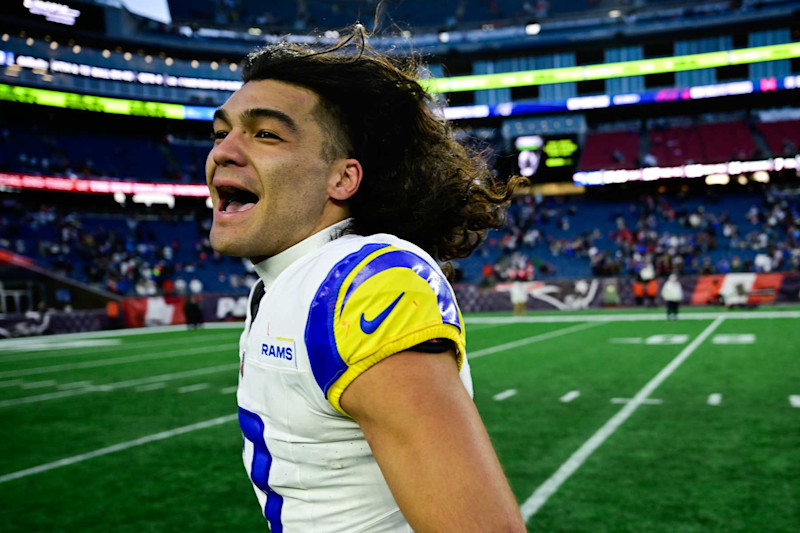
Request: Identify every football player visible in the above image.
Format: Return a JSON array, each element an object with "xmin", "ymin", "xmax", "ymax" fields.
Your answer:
[{"xmin": 207, "ymin": 25, "xmax": 527, "ymax": 532}]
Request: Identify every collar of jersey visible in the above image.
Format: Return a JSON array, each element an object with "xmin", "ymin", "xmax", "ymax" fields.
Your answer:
[{"xmin": 252, "ymin": 218, "xmax": 353, "ymax": 288}]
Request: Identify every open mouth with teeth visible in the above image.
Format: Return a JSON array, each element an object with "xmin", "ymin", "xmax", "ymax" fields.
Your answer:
[{"xmin": 217, "ymin": 186, "xmax": 259, "ymax": 213}]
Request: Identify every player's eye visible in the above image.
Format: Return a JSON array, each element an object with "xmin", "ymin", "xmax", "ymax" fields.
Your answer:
[
  {"xmin": 211, "ymin": 130, "xmax": 229, "ymax": 140},
  {"xmin": 255, "ymin": 130, "xmax": 282, "ymax": 140}
]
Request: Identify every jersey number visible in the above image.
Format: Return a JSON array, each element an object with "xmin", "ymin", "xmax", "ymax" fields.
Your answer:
[{"xmin": 239, "ymin": 407, "xmax": 284, "ymax": 532}]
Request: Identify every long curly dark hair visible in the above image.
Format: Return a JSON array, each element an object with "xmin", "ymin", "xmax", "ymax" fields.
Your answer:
[{"xmin": 242, "ymin": 25, "xmax": 526, "ymax": 266}]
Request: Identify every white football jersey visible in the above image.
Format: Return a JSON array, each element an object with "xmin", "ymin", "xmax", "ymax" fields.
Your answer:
[{"xmin": 237, "ymin": 224, "xmax": 472, "ymax": 533}]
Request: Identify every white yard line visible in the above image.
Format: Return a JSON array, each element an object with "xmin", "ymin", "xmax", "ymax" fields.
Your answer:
[
  {"xmin": 21, "ymin": 380, "xmax": 57, "ymax": 389},
  {"xmin": 0, "ymin": 414, "xmax": 238, "ymax": 484},
  {"xmin": 0, "ymin": 342, "xmax": 233, "ymax": 379},
  {"xmin": 560, "ymin": 391, "xmax": 580, "ymax": 403},
  {"xmin": 0, "ymin": 364, "xmax": 238, "ymax": 408},
  {"xmin": 790, "ymin": 395, "xmax": 800, "ymax": 408},
  {"xmin": 136, "ymin": 383, "xmax": 167, "ymax": 392},
  {"xmin": 493, "ymin": 389, "xmax": 517, "ymax": 401},
  {"xmin": 466, "ymin": 310, "xmax": 800, "ymax": 325},
  {"xmin": 0, "ymin": 322, "xmax": 242, "ymax": 347},
  {"xmin": 470, "ymin": 322, "xmax": 601, "ymax": 359},
  {"xmin": 0, "ymin": 335, "xmax": 227, "ymax": 363},
  {"xmin": 610, "ymin": 398, "xmax": 662, "ymax": 405},
  {"xmin": 178, "ymin": 383, "xmax": 210, "ymax": 394},
  {"xmin": 707, "ymin": 393, "xmax": 723, "ymax": 406},
  {"xmin": 520, "ymin": 316, "xmax": 725, "ymax": 521},
  {"xmin": 220, "ymin": 386, "xmax": 238, "ymax": 395},
  {"xmin": 0, "ymin": 379, "xmax": 22, "ymax": 389},
  {"xmin": 57, "ymin": 381, "xmax": 93, "ymax": 390}
]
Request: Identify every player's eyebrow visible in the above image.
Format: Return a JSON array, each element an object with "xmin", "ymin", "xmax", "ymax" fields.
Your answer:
[{"xmin": 213, "ymin": 108, "xmax": 300, "ymax": 136}]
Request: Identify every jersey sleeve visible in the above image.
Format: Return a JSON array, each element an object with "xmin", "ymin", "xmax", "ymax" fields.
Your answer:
[{"xmin": 305, "ymin": 243, "xmax": 466, "ymax": 416}]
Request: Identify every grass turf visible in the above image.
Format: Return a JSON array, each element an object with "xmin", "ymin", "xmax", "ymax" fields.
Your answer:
[{"xmin": 0, "ymin": 309, "xmax": 797, "ymax": 531}]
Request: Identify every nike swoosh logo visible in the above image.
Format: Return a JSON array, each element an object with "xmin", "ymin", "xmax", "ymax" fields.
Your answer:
[{"xmin": 360, "ymin": 292, "xmax": 405, "ymax": 335}]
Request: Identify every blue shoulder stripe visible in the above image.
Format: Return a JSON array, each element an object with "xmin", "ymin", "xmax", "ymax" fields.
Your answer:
[{"xmin": 305, "ymin": 243, "xmax": 388, "ymax": 396}]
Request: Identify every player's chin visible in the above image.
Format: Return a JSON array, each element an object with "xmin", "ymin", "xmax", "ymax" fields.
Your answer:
[{"xmin": 209, "ymin": 229, "xmax": 250, "ymax": 258}]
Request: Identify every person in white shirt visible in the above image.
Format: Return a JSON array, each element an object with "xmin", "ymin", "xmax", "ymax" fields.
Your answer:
[
  {"xmin": 206, "ymin": 25, "xmax": 526, "ymax": 532},
  {"xmin": 661, "ymin": 273, "xmax": 684, "ymax": 320}
]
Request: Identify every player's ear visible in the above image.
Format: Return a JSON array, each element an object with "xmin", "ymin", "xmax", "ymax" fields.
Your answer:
[{"xmin": 328, "ymin": 158, "xmax": 362, "ymax": 201}]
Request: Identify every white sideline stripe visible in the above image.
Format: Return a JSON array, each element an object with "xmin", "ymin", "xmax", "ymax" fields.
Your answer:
[
  {"xmin": 0, "ymin": 334, "xmax": 230, "ymax": 363},
  {"xmin": 610, "ymin": 397, "xmax": 662, "ymax": 405},
  {"xmin": 0, "ymin": 322, "xmax": 242, "ymax": 347},
  {"xmin": 0, "ymin": 339, "xmax": 123, "ymax": 353},
  {"xmin": 0, "ymin": 364, "xmax": 238, "ymax": 408},
  {"xmin": 0, "ymin": 342, "xmax": 233, "ymax": 379},
  {"xmin": 0, "ymin": 414, "xmax": 238, "ymax": 484},
  {"xmin": 493, "ymin": 389, "xmax": 517, "ymax": 401},
  {"xmin": 136, "ymin": 383, "xmax": 166, "ymax": 392},
  {"xmin": 21, "ymin": 380, "xmax": 57, "ymax": 389},
  {"xmin": 220, "ymin": 386, "xmax": 238, "ymax": 394},
  {"xmin": 560, "ymin": 391, "xmax": 580, "ymax": 403},
  {"xmin": 520, "ymin": 316, "xmax": 725, "ymax": 521},
  {"xmin": 610, "ymin": 338, "xmax": 643, "ymax": 344},
  {"xmin": 0, "ymin": 379, "xmax": 22, "ymax": 389},
  {"xmin": 707, "ymin": 393, "xmax": 722, "ymax": 406},
  {"xmin": 790, "ymin": 395, "xmax": 800, "ymax": 408},
  {"xmin": 58, "ymin": 381, "xmax": 93, "ymax": 390},
  {"xmin": 470, "ymin": 322, "xmax": 601, "ymax": 359},
  {"xmin": 467, "ymin": 310, "xmax": 800, "ymax": 324},
  {"xmin": 178, "ymin": 383, "xmax": 210, "ymax": 394}
]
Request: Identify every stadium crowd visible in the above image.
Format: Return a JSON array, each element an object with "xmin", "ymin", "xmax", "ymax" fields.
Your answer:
[
  {"xmin": 479, "ymin": 185, "xmax": 800, "ymax": 284},
  {"xmin": 0, "ymin": 198, "xmax": 255, "ymax": 296}
]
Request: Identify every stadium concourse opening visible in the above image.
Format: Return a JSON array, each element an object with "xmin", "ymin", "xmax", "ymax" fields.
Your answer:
[{"xmin": 1, "ymin": 0, "xmax": 800, "ymax": 530}]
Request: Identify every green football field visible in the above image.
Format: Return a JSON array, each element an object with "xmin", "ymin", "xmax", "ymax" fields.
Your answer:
[{"xmin": 1, "ymin": 307, "xmax": 798, "ymax": 532}]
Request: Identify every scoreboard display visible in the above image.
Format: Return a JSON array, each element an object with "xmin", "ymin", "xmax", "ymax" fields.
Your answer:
[{"xmin": 514, "ymin": 134, "xmax": 580, "ymax": 182}]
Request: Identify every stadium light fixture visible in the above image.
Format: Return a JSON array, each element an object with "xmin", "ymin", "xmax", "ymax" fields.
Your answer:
[
  {"xmin": 438, "ymin": 31, "xmax": 450, "ymax": 44},
  {"xmin": 705, "ymin": 174, "xmax": 730, "ymax": 186},
  {"xmin": 145, "ymin": 55, "xmax": 152, "ymax": 64},
  {"xmin": 72, "ymin": 45, "xmax": 81, "ymax": 54},
  {"xmin": 102, "ymin": 49, "xmax": 110, "ymax": 58},
  {"xmin": 608, "ymin": 10, "xmax": 622, "ymax": 18},
  {"xmin": 752, "ymin": 171, "xmax": 770, "ymax": 183},
  {"xmin": 191, "ymin": 60, "xmax": 199, "ymax": 69},
  {"xmin": 1, "ymin": 34, "xmax": 8, "ymax": 42},
  {"xmin": 524, "ymin": 23, "xmax": 541, "ymax": 36},
  {"xmin": 26, "ymin": 38, "xmax": 34, "ymax": 46},
  {"xmin": 229, "ymin": 63, "xmax": 238, "ymax": 72},
  {"xmin": 210, "ymin": 61, "xmax": 218, "ymax": 70},
  {"xmin": 165, "ymin": 57, "xmax": 173, "ymax": 66},
  {"xmin": 49, "ymin": 41, "xmax": 58, "ymax": 50},
  {"xmin": 736, "ymin": 175, "xmax": 748, "ymax": 185},
  {"xmin": 248, "ymin": 28, "xmax": 262, "ymax": 36},
  {"xmin": 123, "ymin": 52, "xmax": 132, "ymax": 61}
]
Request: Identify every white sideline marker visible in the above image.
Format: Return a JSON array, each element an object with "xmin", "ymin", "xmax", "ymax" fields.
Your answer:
[
  {"xmin": 611, "ymin": 398, "xmax": 662, "ymax": 405},
  {"xmin": 21, "ymin": 380, "xmax": 57, "ymax": 389},
  {"xmin": 136, "ymin": 383, "xmax": 166, "ymax": 392},
  {"xmin": 560, "ymin": 391, "xmax": 580, "ymax": 403},
  {"xmin": 0, "ymin": 414, "xmax": 238, "ymax": 484},
  {"xmin": 790, "ymin": 395, "xmax": 800, "ymax": 408},
  {"xmin": 220, "ymin": 386, "xmax": 237, "ymax": 395},
  {"xmin": 178, "ymin": 383, "xmax": 210, "ymax": 394},
  {"xmin": 470, "ymin": 322, "xmax": 601, "ymax": 359},
  {"xmin": 58, "ymin": 381, "xmax": 93, "ymax": 390},
  {"xmin": 712, "ymin": 334, "xmax": 755, "ymax": 344},
  {"xmin": 520, "ymin": 316, "xmax": 725, "ymax": 521},
  {"xmin": 0, "ymin": 363, "xmax": 238, "ymax": 409},
  {"xmin": 493, "ymin": 389, "xmax": 517, "ymax": 401},
  {"xmin": 610, "ymin": 338, "xmax": 643, "ymax": 344},
  {"xmin": 0, "ymin": 379, "xmax": 21, "ymax": 389},
  {"xmin": 707, "ymin": 393, "xmax": 722, "ymax": 406}
]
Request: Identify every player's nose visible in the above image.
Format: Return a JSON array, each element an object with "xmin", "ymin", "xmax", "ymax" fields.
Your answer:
[{"xmin": 210, "ymin": 130, "xmax": 247, "ymax": 167}]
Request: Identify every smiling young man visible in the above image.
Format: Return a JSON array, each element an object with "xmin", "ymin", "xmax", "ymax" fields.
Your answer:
[{"xmin": 207, "ymin": 27, "xmax": 526, "ymax": 532}]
